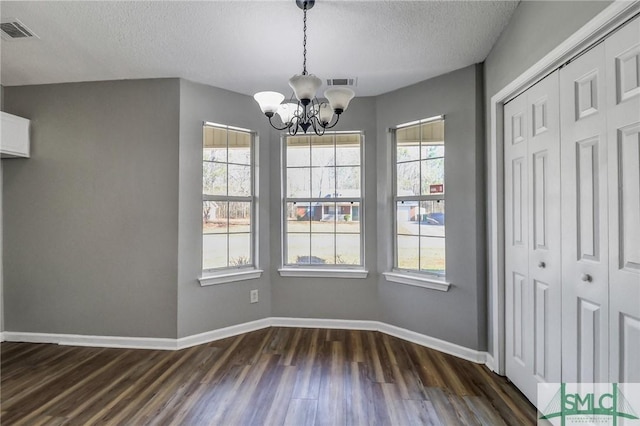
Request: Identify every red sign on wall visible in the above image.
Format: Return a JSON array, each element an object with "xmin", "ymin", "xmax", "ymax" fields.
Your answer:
[{"xmin": 429, "ymin": 184, "xmax": 444, "ymax": 194}]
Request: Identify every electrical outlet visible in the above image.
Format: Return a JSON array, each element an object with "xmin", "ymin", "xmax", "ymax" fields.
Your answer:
[{"xmin": 250, "ymin": 289, "xmax": 259, "ymax": 304}]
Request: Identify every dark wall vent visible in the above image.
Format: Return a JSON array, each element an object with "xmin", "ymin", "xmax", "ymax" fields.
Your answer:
[
  {"xmin": 1, "ymin": 19, "xmax": 38, "ymax": 40},
  {"xmin": 326, "ymin": 78, "xmax": 357, "ymax": 87}
]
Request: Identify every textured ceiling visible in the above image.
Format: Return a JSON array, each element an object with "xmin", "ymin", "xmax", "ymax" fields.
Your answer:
[{"xmin": 0, "ymin": 1, "xmax": 518, "ymax": 97}]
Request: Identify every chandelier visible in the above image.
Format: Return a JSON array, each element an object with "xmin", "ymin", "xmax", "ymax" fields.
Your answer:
[{"xmin": 253, "ymin": 0, "xmax": 355, "ymax": 136}]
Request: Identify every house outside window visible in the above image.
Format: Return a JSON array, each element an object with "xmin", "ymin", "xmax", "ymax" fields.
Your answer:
[
  {"xmin": 283, "ymin": 132, "xmax": 364, "ymax": 267},
  {"xmin": 202, "ymin": 122, "xmax": 255, "ymax": 272},
  {"xmin": 393, "ymin": 116, "xmax": 445, "ymax": 277}
]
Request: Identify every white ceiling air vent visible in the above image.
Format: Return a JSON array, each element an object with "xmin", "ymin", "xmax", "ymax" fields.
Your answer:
[
  {"xmin": 326, "ymin": 78, "xmax": 357, "ymax": 87},
  {"xmin": 1, "ymin": 19, "xmax": 38, "ymax": 40}
]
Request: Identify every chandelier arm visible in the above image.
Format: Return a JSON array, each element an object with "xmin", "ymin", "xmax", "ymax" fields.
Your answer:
[
  {"xmin": 323, "ymin": 113, "xmax": 342, "ymax": 129},
  {"xmin": 268, "ymin": 115, "xmax": 292, "ymax": 131},
  {"xmin": 311, "ymin": 117, "xmax": 325, "ymax": 136}
]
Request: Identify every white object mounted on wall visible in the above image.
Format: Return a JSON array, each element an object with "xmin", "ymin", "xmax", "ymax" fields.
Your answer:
[{"xmin": 1, "ymin": 111, "xmax": 30, "ymax": 158}]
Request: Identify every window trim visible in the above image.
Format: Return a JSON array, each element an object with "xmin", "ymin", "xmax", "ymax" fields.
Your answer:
[
  {"xmin": 199, "ymin": 268, "xmax": 264, "ymax": 286},
  {"xmin": 391, "ymin": 115, "xmax": 446, "ymax": 279},
  {"xmin": 383, "ymin": 271, "xmax": 450, "ymax": 291},
  {"xmin": 201, "ymin": 122, "xmax": 258, "ymax": 275},
  {"xmin": 281, "ymin": 131, "xmax": 366, "ymax": 270}
]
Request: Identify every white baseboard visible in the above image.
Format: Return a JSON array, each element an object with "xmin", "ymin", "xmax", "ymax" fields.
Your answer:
[
  {"xmin": 176, "ymin": 318, "xmax": 271, "ymax": 350},
  {"xmin": 270, "ymin": 317, "xmax": 378, "ymax": 331},
  {"xmin": 0, "ymin": 331, "xmax": 4, "ymax": 343},
  {"xmin": 485, "ymin": 352, "xmax": 496, "ymax": 373},
  {"xmin": 378, "ymin": 322, "xmax": 487, "ymax": 364},
  {"xmin": 2, "ymin": 331, "xmax": 176, "ymax": 350},
  {"xmin": 269, "ymin": 317, "xmax": 486, "ymax": 365},
  {"xmin": 2, "ymin": 317, "xmax": 492, "ymax": 367}
]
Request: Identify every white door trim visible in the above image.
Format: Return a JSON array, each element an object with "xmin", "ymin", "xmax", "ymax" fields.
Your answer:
[{"xmin": 489, "ymin": 0, "xmax": 640, "ymax": 375}]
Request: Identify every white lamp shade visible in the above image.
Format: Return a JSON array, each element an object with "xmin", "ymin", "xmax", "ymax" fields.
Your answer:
[
  {"xmin": 277, "ymin": 102, "xmax": 301, "ymax": 124},
  {"xmin": 254, "ymin": 91, "xmax": 285, "ymax": 114},
  {"xmin": 288, "ymin": 74, "xmax": 322, "ymax": 101},
  {"xmin": 318, "ymin": 103, "xmax": 334, "ymax": 124},
  {"xmin": 324, "ymin": 87, "xmax": 355, "ymax": 112}
]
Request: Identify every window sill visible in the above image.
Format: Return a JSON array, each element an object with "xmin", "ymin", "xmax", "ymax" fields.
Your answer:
[
  {"xmin": 383, "ymin": 271, "xmax": 451, "ymax": 292},
  {"xmin": 199, "ymin": 269, "xmax": 264, "ymax": 286},
  {"xmin": 278, "ymin": 268, "xmax": 369, "ymax": 279}
]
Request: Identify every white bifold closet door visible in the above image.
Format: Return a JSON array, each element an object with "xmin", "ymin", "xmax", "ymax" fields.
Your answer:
[
  {"xmin": 605, "ymin": 17, "xmax": 640, "ymax": 384},
  {"xmin": 560, "ymin": 42, "xmax": 610, "ymax": 384},
  {"xmin": 560, "ymin": 16, "xmax": 640, "ymax": 385},
  {"xmin": 505, "ymin": 70, "xmax": 562, "ymax": 404}
]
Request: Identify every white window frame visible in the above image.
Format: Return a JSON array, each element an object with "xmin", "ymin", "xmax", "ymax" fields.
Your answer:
[
  {"xmin": 200, "ymin": 122, "xmax": 262, "ymax": 286},
  {"xmin": 387, "ymin": 115, "xmax": 450, "ymax": 291},
  {"xmin": 279, "ymin": 131, "xmax": 367, "ymax": 278}
]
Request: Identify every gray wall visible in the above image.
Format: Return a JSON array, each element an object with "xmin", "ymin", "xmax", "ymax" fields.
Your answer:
[
  {"xmin": 2, "ymin": 80, "xmax": 180, "ymax": 338},
  {"xmin": 1, "ymin": 83, "xmax": 4, "ymax": 332},
  {"xmin": 483, "ymin": 1, "xmax": 612, "ymax": 355},
  {"xmin": 177, "ymin": 80, "xmax": 272, "ymax": 338},
  {"xmin": 269, "ymin": 97, "xmax": 381, "ymax": 321},
  {"xmin": 376, "ymin": 64, "xmax": 486, "ymax": 350}
]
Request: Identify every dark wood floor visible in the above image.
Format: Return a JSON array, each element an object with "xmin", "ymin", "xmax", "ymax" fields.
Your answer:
[{"xmin": 1, "ymin": 327, "xmax": 535, "ymax": 425}]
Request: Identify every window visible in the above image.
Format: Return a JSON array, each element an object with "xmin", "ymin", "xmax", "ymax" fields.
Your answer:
[
  {"xmin": 393, "ymin": 117, "xmax": 445, "ymax": 277},
  {"xmin": 283, "ymin": 132, "xmax": 364, "ymax": 267},
  {"xmin": 202, "ymin": 123, "xmax": 255, "ymax": 272}
]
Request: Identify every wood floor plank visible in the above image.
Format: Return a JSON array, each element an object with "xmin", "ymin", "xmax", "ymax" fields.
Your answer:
[
  {"xmin": 262, "ymin": 365, "xmax": 298, "ymax": 425},
  {"xmin": 345, "ymin": 361, "xmax": 369, "ymax": 426},
  {"xmin": 402, "ymin": 399, "xmax": 443, "ymax": 426},
  {"xmin": 0, "ymin": 327, "xmax": 536, "ymax": 425},
  {"xmin": 284, "ymin": 398, "xmax": 318, "ymax": 426}
]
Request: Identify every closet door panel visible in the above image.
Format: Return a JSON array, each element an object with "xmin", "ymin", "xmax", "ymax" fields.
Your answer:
[
  {"xmin": 606, "ymin": 16, "xmax": 640, "ymax": 384},
  {"xmin": 505, "ymin": 93, "xmax": 533, "ymax": 400},
  {"xmin": 505, "ymin": 71, "xmax": 561, "ymax": 405},
  {"xmin": 527, "ymin": 71, "xmax": 562, "ymax": 386},
  {"xmin": 561, "ymin": 43, "xmax": 610, "ymax": 383}
]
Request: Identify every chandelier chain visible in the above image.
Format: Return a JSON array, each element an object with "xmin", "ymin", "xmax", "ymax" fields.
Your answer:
[{"xmin": 302, "ymin": 4, "xmax": 307, "ymax": 75}]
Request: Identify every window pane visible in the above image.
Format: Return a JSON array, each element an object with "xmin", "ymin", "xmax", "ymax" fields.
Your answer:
[
  {"xmin": 311, "ymin": 135, "xmax": 335, "ymax": 167},
  {"xmin": 397, "ymin": 235, "xmax": 419, "ymax": 270},
  {"xmin": 311, "ymin": 166, "xmax": 335, "ymax": 198},
  {"xmin": 311, "ymin": 233, "xmax": 335, "ymax": 264},
  {"xmin": 203, "ymin": 234, "xmax": 227, "ymax": 269},
  {"xmin": 312, "ymin": 202, "xmax": 334, "ymax": 233},
  {"xmin": 420, "ymin": 236, "xmax": 445, "ymax": 275},
  {"xmin": 336, "ymin": 166, "xmax": 360, "ymax": 197},
  {"xmin": 335, "ymin": 202, "xmax": 360, "ymax": 233},
  {"xmin": 420, "ymin": 158, "xmax": 445, "ymax": 195},
  {"xmin": 228, "ymin": 164, "xmax": 251, "ymax": 196},
  {"xmin": 286, "ymin": 202, "xmax": 311, "ymax": 233},
  {"xmin": 336, "ymin": 234, "xmax": 361, "ymax": 265},
  {"xmin": 229, "ymin": 233, "xmax": 251, "ymax": 266},
  {"xmin": 396, "ymin": 139, "xmax": 420, "ymax": 163},
  {"xmin": 396, "ymin": 126, "xmax": 420, "ymax": 145},
  {"xmin": 203, "ymin": 162, "xmax": 227, "ymax": 196},
  {"xmin": 421, "ymin": 144, "xmax": 444, "ymax": 160},
  {"xmin": 227, "ymin": 130, "xmax": 251, "ymax": 165},
  {"xmin": 287, "ymin": 233, "xmax": 310, "ymax": 264},
  {"xmin": 229, "ymin": 202, "xmax": 251, "ymax": 233},
  {"xmin": 287, "ymin": 168, "xmax": 311, "ymax": 198},
  {"xmin": 203, "ymin": 201, "xmax": 228, "ymax": 234},
  {"xmin": 419, "ymin": 200, "xmax": 445, "ymax": 234},
  {"xmin": 287, "ymin": 136, "xmax": 310, "ymax": 167},
  {"xmin": 397, "ymin": 161, "xmax": 420, "ymax": 196},
  {"xmin": 203, "ymin": 126, "xmax": 227, "ymax": 162},
  {"xmin": 420, "ymin": 120, "xmax": 444, "ymax": 144},
  {"xmin": 336, "ymin": 134, "xmax": 360, "ymax": 166},
  {"xmin": 396, "ymin": 201, "xmax": 419, "ymax": 236}
]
